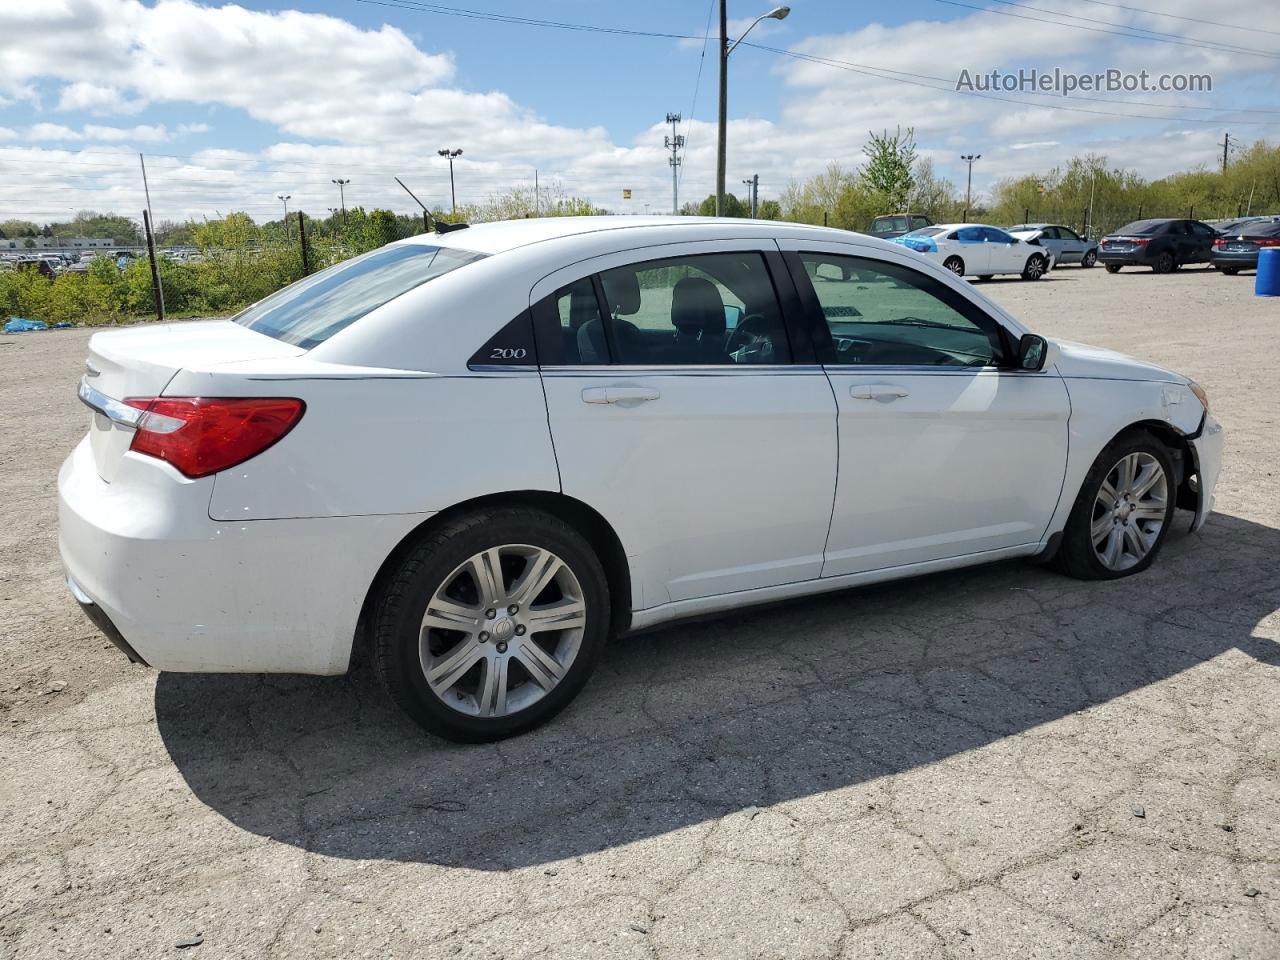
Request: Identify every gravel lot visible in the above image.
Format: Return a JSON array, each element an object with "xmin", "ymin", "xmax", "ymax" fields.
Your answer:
[{"xmin": 2, "ymin": 264, "xmax": 1278, "ymax": 959}]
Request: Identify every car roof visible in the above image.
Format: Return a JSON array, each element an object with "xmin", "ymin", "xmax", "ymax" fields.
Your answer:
[{"xmin": 391, "ymin": 215, "xmax": 876, "ymax": 256}]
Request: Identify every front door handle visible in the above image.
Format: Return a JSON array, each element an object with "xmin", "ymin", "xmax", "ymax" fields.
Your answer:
[
  {"xmin": 581, "ymin": 386, "xmax": 661, "ymax": 405},
  {"xmin": 850, "ymin": 384, "xmax": 909, "ymax": 401}
]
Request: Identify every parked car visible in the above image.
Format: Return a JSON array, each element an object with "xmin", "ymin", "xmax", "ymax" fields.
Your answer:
[
  {"xmin": 1099, "ymin": 218, "xmax": 1217, "ymax": 273},
  {"xmin": 60, "ymin": 217, "xmax": 1223, "ymax": 741},
  {"xmin": 890, "ymin": 223, "xmax": 1053, "ymax": 280},
  {"xmin": 1210, "ymin": 218, "xmax": 1280, "ymax": 274},
  {"xmin": 869, "ymin": 213, "xmax": 933, "ymax": 239},
  {"xmin": 1006, "ymin": 223, "xmax": 1098, "ymax": 268}
]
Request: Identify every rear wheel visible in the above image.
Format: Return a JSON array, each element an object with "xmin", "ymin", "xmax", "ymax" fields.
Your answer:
[
  {"xmin": 374, "ymin": 507, "xmax": 610, "ymax": 741},
  {"xmin": 1081, "ymin": 250, "xmax": 1097, "ymax": 268},
  {"xmin": 1154, "ymin": 251, "xmax": 1175, "ymax": 273},
  {"xmin": 977, "ymin": 274, "xmax": 994, "ymax": 281},
  {"xmin": 1053, "ymin": 431, "xmax": 1175, "ymax": 581},
  {"xmin": 1105, "ymin": 264, "xmax": 1122, "ymax": 274},
  {"xmin": 943, "ymin": 256, "xmax": 965, "ymax": 276},
  {"xmin": 1220, "ymin": 266, "xmax": 1240, "ymax": 275},
  {"xmin": 1021, "ymin": 254, "xmax": 1047, "ymax": 280}
]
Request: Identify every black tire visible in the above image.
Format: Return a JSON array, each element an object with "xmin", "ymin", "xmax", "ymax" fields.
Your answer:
[
  {"xmin": 977, "ymin": 274, "xmax": 993, "ymax": 281},
  {"xmin": 374, "ymin": 506, "xmax": 610, "ymax": 742},
  {"xmin": 1154, "ymin": 251, "xmax": 1175, "ymax": 273},
  {"xmin": 1081, "ymin": 250, "xmax": 1097, "ymax": 268},
  {"xmin": 1021, "ymin": 254, "xmax": 1047, "ymax": 280},
  {"xmin": 1052, "ymin": 430, "xmax": 1176, "ymax": 581},
  {"xmin": 943, "ymin": 256, "xmax": 965, "ymax": 276},
  {"xmin": 1221, "ymin": 266, "xmax": 1240, "ymax": 276},
  {"xmin": 1105, "ymin": 264, "xmax": 1121, "ymax": 274}
]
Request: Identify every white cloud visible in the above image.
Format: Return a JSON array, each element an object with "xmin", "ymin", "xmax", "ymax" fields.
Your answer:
[
  {"xmin": 56, "ymin": 81, "xmax": 147, "ymax": 115},
  {"xmin": 27, "ymin": 123, "xmax": 82, "ymax": 141}
]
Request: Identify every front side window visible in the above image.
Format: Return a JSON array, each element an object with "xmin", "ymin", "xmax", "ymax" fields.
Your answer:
[
  {"xmin": 592, "ymin": 252, "xmax": 791, "ymax": 365},
  {"xmin": 236, "ymin": 244, "xmax": 485, "ymax": 348},
  {"xmin": 797, "ymin": 252, "xmax": 1006, "ymax": 368}
]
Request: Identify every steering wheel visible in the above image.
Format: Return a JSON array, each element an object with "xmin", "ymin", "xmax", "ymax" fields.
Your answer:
[{"xmin": 725, "ymin": 312, "xmax": 774, "ymax": 359}]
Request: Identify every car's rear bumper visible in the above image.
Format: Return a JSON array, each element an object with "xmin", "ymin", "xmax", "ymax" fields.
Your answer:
[
  {"xmin": 1210, "ymin": 251, "xmax": 1258, "ymax": 269},
  {"xmin": 58, "ymin": 437, "xmax": 428, "ymax": 674},
  {"xmin": 1099, "ymin": 250, "xmax": 1151, "ymax": 265}
]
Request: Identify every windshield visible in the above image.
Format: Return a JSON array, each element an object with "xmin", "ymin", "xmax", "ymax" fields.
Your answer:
[
  {"xmin": 235, "ymin": 244, "xmax": 485, "ymax": 348},
  {"xmin": 1114, "ymin": 220, "xmax": 1165, "ymax": 235}
]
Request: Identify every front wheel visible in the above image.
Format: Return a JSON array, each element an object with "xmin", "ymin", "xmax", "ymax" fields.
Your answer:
[
  {"xmin": 1105, "ymin": 264, "xmax": 1122, "ymax": 274},
  {"xmin": 1081, "ymin": 250, "xmax": 1097, "ymax": 268},
  {"xmin": 1021, "ymin": 254, "xmax": 1047, "ymax": 280},
  {"xmin": 1053, "ymin": 432, "xmax": 1176, "ymax": 581},
  {"xmin": 374, "ymin": 507, "xmax": 610, "ymax": 741},
  {"xmin": 943, "ymin": 256, "xmax": 965, "ymax": 276}
]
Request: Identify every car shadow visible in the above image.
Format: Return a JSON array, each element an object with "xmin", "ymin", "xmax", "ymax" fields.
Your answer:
[{"xmin": 155, "ymin": 511, "xmax": 1279, "ymax": 869}]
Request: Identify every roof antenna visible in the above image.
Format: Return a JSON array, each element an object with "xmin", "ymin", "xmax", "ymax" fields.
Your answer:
[{"xmin": 394, "ymin": 177, "xmax": 469, "ymax": 233}]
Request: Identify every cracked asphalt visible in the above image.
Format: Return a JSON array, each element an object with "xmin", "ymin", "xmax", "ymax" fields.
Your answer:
[{"xmin": 2, "ymin": 264, "xmax": 1278, "ymax": 959}]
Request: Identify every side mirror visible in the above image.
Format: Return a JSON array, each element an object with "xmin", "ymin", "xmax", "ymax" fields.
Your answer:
[{"xmin": 1017, "ymin": 333, "xmax": 1049, "ymax": 371}]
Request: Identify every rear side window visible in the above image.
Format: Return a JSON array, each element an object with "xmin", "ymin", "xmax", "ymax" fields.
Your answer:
[{"xmin": 236, "ymin": 244, "xmax": 486, "ymax": 348}]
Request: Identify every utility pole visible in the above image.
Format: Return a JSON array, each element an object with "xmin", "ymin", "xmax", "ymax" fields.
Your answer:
[
  {"xmin": 138, "ymin": 153, "xmax": 165, "ymax": 320},
  {"xmin": 716, "ymin": 0, "xmax": 728, "ymax": 216},
  {"xmin": 277, "ymin": 194, "xmax": 291, "ymax": 238},
  {"xmin": 1221, "ymin": 132, "xmax": 1231, "ymax": 173},
  {"xmin": 960, "ymin": 154, "xmax": 981, "ymax": 220},
  {"xmin": 438, "ymin": 148, "xmax": 463, "ymax": 215},
  {"xmin": 534, "ymin": 169, "xmax": 540, "ymax": 215},
  {"xmin": 665, "ymin": 112, "xmax": 684, "ymax": 215},
  {"xmin": 742, "ymin": 174, "xmax": 758, "ymax": 217},
  {"xmin": 331, "ymin": 178, "xmax": 349, "ymax": 224},
  {"xmin": 716, "ymin": 4, "xmax": 790, "ymax": 217}
]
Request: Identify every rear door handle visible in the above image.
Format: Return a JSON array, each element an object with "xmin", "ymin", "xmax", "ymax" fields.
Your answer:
[
  {"xmin": 581, "ymin": 386, "xmax": 661, "ymax": 405},
  {"xmin": 850, "ymin": 384, "xmax": 909, "ymax": 401}
]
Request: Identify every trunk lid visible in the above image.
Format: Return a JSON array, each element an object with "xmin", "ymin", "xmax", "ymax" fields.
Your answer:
[{"xmin": 82, "ymin": 320, "xmax": 305, "ymax": 482}]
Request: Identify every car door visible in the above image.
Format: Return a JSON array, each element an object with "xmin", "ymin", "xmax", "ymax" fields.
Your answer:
[
  {"xmin": 982, "ymin": 227, "xmax": 1023, "ymax": 273},
  {"xmin": 1187, "ymin": 221, "xmax": 1217, "ymax": 262},
  {"xmin": 1056, "ymin": 226, "xmax": 1085, "ymax": 263},
  {"xmin": 778, "ymin": 240, "xmax": 1071, "ymax": 576},
  {"xmin": 949, "ymin": 227, "xmax": 990, "ymax": 274},
  {"xmin": 532, "ymin": 241, "xmax": 838, "ymax": 610}
]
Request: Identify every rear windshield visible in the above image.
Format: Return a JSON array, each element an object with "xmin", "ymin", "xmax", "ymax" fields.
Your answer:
[
  {"xmin": 235, "ymin": 244, "xmax": 485, "ymax": 348},
  {"xmin": 875, "ymin": 216, "xmax": 908, "ymax": 232},
  {"xmin": 1114, "ymin": 220, "xmax": 1166, "ymax": 235}
]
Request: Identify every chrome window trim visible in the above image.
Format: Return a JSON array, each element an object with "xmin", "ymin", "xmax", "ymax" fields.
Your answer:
[
  {"xmin": 77, "ymin": 377, "xmax": 143, "ymax": 428},
  {"xmin": 539, "ymin": 364, "xmax": 826, "ymax": 377}
]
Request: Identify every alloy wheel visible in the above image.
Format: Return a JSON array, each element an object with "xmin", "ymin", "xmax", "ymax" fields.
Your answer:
[
  {"xmin": 1090, "ymin": 452, "xmax": 1168, "ymax": 571},
  {"xmin": 419, "ymin": 544, "xmax": 587, "ymax": 717}
]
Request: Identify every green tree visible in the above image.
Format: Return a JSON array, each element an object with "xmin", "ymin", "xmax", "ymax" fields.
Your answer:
[
  {"xmin": 860, "ymin": 127, "xmax": 916, "ymax": 211},
  {"xmin": 693, "ymin": 193, "xmax": 748, "ymax": 217}
]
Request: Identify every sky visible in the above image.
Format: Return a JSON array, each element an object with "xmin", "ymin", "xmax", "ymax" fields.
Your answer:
[{"xmin": 0, "ymin": 0, "xmax": 1278, "ymax": 225}]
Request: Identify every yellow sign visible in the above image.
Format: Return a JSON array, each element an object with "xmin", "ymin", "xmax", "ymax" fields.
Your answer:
[{"xmin": 622, "ymin": 189, "xmax": 632, "ymax": 199}]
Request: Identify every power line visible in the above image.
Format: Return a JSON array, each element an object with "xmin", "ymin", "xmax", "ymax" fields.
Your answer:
[
  {"xmin": 976, "ymin": 0, "xmax": 1280, "ymax": 57},
  {"xmin": 678, "ymin": 0, "xmax": 717, "ymax": 196},
  {"xmin": 748, "ymin": 44, "xmax": 1280, "ymax": 126},
  {"xmin": 929, "ymin": 0, "xmax": 1280, "ymax": 61},
  {"xmin": 1073, "ymin": 0, "xmax": 1280, "ymax": 38},
  {"xmin": 349, "ymin": 0, "xmax": 700, "ymax": 40}
]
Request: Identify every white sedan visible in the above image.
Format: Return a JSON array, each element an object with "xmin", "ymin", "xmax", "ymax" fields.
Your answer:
[
  {"xmin": 891, "ymin": 223, "xmax": 1054, "ymax": 280},
  {"xmin": 60, "ymin": 217, "xmax": 1223, "ymax": 741}
]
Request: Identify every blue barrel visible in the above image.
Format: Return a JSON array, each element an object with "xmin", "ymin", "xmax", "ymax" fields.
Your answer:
[{"xmin": 1258, "ymin": 247, "xmax": 1280, "ymax": 296}]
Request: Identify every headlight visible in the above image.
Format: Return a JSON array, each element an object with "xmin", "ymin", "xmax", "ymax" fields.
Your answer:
[{"xmin": 1187, "ymin": 379, "xmax": 1209, "ymax": 415}]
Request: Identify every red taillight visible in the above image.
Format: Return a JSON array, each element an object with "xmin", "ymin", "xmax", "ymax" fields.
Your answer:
[
  {"xmin": 1213, "ymin": 236, "xmax": 1227, "ymax": 247},
  {"xmin": 1257, "ymin": 237, "xmax": 1280, "ymax": 247},
  {"xmin": 1131, "ymin": 237, "xmax": 1150, "ymax": 246},
  {"xmin": 123, "ymin": 396, "xmax": 305, "ymax": 478}
]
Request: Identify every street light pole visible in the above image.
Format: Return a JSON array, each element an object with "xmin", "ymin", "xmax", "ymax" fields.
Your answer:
[
  {"xmin": 716, "ymin": 4, "xmax": 790, "ymax": 217},
  {"xmin": 438, "ymin": 148, "xmax": 463, "ymax": 215},
  {"xmin": 960, "ymin": 154, "xmax": 980, "ymax": 220},
  {"xmin": 331, "ymin": 178, "xmax": 349, "ymax": 224},
  {"xmin": 277, "ymin": 194, "xmax": 291, "ymax": 238}
]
